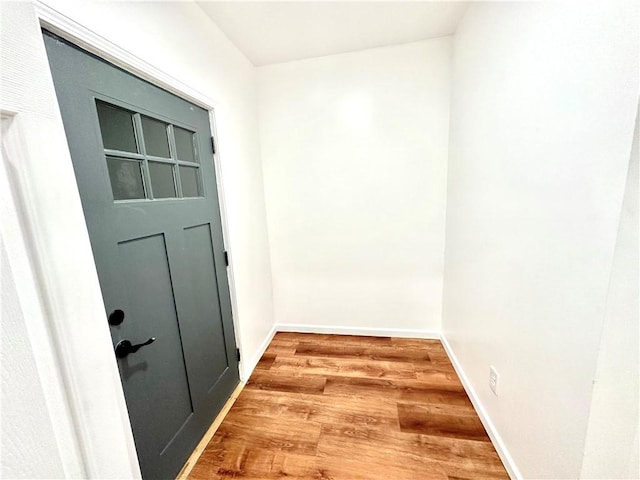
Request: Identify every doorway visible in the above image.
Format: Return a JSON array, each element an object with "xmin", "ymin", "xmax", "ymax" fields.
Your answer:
[{"xmin": 43, "ymin": 31, "xmax": 239, "ymax": 479}]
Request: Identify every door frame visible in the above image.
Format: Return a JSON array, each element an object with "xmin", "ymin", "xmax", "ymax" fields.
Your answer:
[{"xmin": 13, "ymin": 3, "xmax": 243, "ymax": 477}]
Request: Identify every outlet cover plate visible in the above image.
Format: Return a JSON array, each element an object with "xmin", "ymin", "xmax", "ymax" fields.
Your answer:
[{"xmin": 489, "ymin": 366, "xmax": 499, "ymax": 396}]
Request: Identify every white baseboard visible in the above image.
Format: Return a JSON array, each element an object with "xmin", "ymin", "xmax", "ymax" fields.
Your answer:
[
  {"xmin": 239, "ymin": 324, "xmax": 277, "ymax": 382},
  {"xmin": 440, "ymin": 334, "xmax": 522, "ymax": 480},
  {"xmin": 275, "ymin": 323, "xmax": 440, "ymax": 339}
]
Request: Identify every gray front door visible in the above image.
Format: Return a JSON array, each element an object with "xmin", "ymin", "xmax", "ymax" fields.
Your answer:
[{"xmin": 43, "ymin": 32, "xmax": 240, "ymax": 479}]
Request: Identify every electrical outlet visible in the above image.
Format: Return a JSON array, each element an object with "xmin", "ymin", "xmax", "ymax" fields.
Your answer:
[{"xmin": 489, "ymin": 366, "xmax": 499, "ymax": 396}]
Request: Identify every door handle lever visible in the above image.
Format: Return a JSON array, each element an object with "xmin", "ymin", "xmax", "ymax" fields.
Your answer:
[{"xmin": 115, "ymin": 337, "xmax": 156, "ymax": 358}]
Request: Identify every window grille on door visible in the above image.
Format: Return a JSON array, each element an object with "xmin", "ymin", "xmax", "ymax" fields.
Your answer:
[{"xmin": 96, "ymin": 100, "xmax": 203, "ymax": 201}]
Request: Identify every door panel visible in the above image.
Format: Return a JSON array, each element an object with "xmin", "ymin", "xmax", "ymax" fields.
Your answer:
[
  {"xmin": 117, "ymin": 233, "xmax": 195, "ymax": 453},
  {"xmin": 182, "ymin": 224, "xmax": 230, "ymax": 392},
  {"xmin": 43, "ymin": 31, "xmax": 239, "ymax": 479}
]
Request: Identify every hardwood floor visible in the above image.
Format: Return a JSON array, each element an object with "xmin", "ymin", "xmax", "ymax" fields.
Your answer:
[{"xmin": 187, "ymin": 333, "xmax": 509, "ymax": 479}]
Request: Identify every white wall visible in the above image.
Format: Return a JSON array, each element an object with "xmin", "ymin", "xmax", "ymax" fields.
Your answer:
[
  {"xmin": 258, "ymin": 39, "xmax": 451, "ymax": 335},
  {"xmin": 442, "ymin": 2, "xmax": 639, "ymax": 479},
  {"xmin": 1, "ymin": 0, "xmax": 274, "ymax": 477},
  {"xmin": 580, "ymin": 104, "xmax": 639, "ymax": 479},
  {"xmin": 1, "ymin": 238, "xmax": 65, "ymax": 478}
]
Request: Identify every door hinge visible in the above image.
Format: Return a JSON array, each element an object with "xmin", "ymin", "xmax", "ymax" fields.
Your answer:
[
  {"xmin": 211, "ymin": 136, "xmax": 216, "ymax": 154},
  {"xmin": 236, "ymin": 348, "xmax": 241, "ymax": 362},
  {"xmin": 223, "ymin": 251, "xmax": 229, "ymax": 266}
]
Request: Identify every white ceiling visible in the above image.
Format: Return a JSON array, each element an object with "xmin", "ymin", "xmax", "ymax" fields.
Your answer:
[{"xmin": 197, "ymin": 2, "xmax": 469, "ymax": 66}]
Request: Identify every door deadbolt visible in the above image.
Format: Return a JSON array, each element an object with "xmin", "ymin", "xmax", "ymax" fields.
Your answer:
[{"xmin": 108, "ymin": 309, "xmax": 125, "ymax": 326}]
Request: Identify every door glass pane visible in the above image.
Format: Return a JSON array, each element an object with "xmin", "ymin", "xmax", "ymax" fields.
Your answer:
[
  {"xmin": 179, "ymin": 166, "xmax": 201, "ymax": 197},
  {"xmin": 149, "ymin": 161, "xmax": 176, "ymax": 198},
  {"xmin": 106, "ymin": 157, "xmax": 145, "ymax": 200},
  {"xmin": 96, "ymin": 102, "xmax": 138, "ymax": 153},
  {"xmin": 141, "ymin": 116, "xmax": 170, "ymax": 158},
  {"xmin": 174, "ymin": 127, "xmax": 196, "ymax": 163}
]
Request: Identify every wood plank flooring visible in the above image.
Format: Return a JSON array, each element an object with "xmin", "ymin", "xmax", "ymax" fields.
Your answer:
[{"xmin": 187, "ymin": 333, "xmax": 509, "ymax": 479}]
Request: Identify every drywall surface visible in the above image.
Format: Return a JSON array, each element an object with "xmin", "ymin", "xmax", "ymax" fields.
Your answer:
[
  {"xmin": 39, "ymin": 0, "xmax": 275, "ymax": 378},
  {"xmin": 199, "ymin": 2, "xmax": 467, "ymax": 66},
  {"xmin": 442, "ymin": 1, "xmax": 639, "ymax": 478},
  {"xmin": 580, "ymin": 105, "xmax": 639, "ymax": 478},
  {"xmin": 258, "ymin": 39, "xmax": 451, "ymax": 334},
  {"xmin": 1, "ymin": 238, "xmax": 65, "ymax": 478}
]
